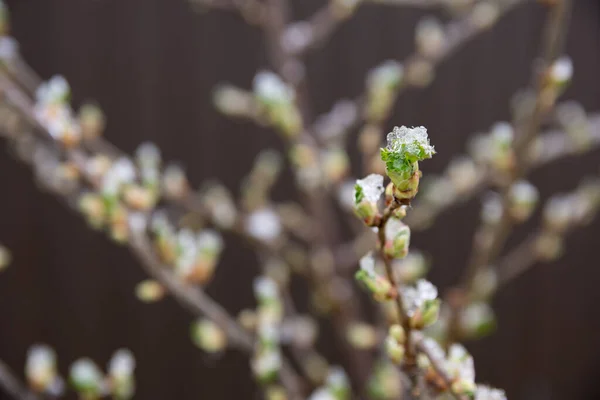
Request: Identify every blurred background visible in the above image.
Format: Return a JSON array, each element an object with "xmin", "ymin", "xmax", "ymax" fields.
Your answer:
[{"xmin": 0, "ymin": 0, "xmax": 599, "ymax": 399}]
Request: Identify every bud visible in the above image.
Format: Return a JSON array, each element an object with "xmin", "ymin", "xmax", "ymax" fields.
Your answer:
[
  {"xmin": 245, "ymin": 208, "xmax": 282, "ymax": 244},
  {"xmin": 326, "ymin": 367, "xmax": 350, "ymax": 400},
  {"xmin": 213, "ymin": 84, "xmax": 255, "ymax": 117},
  {"xmin": 415, "ymin": 17, "xmax": 445, "ymax": 59},
  {"xmin": 489, "ymin": 122, "xmax": 515, "ymax": 172},
  {"xmin": 452, "ymin": 379, "xmax": 477, "ymax": 396},
  {"xmin": 78, "ymin": 192, "xmax": 106, "ymax": 229},
  {"xmin": 410, "ymin": 298, "xmax": 440, "ymax": 329},
  {"xmin": 470, "ymin": 268, "xmax": 498, "ymax": 301},
  {"xmin": 475, "ymin": 385, "xmax": 507, "ymax": 400},
  {"xmin": 353, "ymin": 174, "xmax": 384, "ymax": 226},
  {"xmin": 534, "ymin": 232, "xmax": 564, "ymax": 261},
  {"xmin": 135, "ymin": 280, "xmax": 165, "ymax": 303},
  {"xmin": 0, "ymin": 244, "xmax": 10, "ymax": 271},
  {"xmin": 380, "ymin": 126, "xmax": 435, "ymax": 200},
  {"xmin": 107, "ymin": 349, "xmax": 136, "ymax": 400},
  {"xmin": 543, "ymin": 195, "xmax": 574, "ymax": 233},
  {"xmin": 458, "ymin": 302, "xmax": 496, "ymax": 339},
  {"xmin": 355, "ymin": 253, "xmax": 394, "ymax": 302},
  {"xmin": 253, "ymin": 71, "xmax": 301, "ymax": 137},
  {"xmin": 385, "ymin": 336, "xmax": 405, "ymax": 365},
  {"xmin": 346, "ymin": 323, "xmax": 378, "ymax": 350},
  {"xmin": 508, "ymin": 180, "xmax": 539, "ymax": 222},
  {"xmin": 162, "ymin": 164, "xmax": 189, "ymax": 199},
  {"xmin": 392, "ymin": 251, "xmax": 428, "ymax": 283},
  {"xmin": 252, "ymin": 348, "xmax": 282, "ymax": 384},
  {"xmin": 383, "ymin": 217, "xmax": 411, "ymax": 259},
  {"xmin": 402, "ymin": 279, "xmax": 439, "ymax": 328},
  {"xmin": 69, "ymin": 359, "xmax": 105, "ymax": 397},
  {"xmin": 123, "ymin": 184, "xmax": 156, "ymax": 211},
  {"xmin": 190, "ymin": 319, "xmax": 227, "ymax": 353},
  {"xmin": 447, "ymin": 156, "xmax": 479, "ymax": 194},
  {"xmin": 547, "ymin": 56, "xmax": 573, "ymax": 92},
  {"xmin": 78, "ymin": 104, "xmax": 105, "ymax": 140},
  {"xmin": 322, "ymin": 147, "xmax": 350, "ymax": 183},
  {"xmin": 388, "ymin": 324, "xmax": 406, "ymax": 344},
  {"xmin": 25, "ymin": 345, "xmax": 62, "ymax": 394},
  {"xmin": 365, "ymin": 61, "xmax": 403, "ymax": 122}
]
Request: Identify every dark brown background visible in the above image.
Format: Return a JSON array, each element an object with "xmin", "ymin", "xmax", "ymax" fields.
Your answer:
[{"xmin": 0, "ymin": 0, "xmax": 599, "ymax": 399}]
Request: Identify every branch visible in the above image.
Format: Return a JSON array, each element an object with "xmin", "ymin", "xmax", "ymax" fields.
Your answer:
[
  {"xmin": 188, "ymin": 0, "xmax": 268, "ymax": 26},
  {"xmin": 0, "ymin": 359, "xmax": 39, "ymax": 400}
]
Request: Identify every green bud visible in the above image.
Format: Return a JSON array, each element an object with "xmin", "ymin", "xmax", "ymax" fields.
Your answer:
[
  {"xmin": 508, "ymin": 180, "xmax": 539, "ymax": 222},
  {"xmin": 353, "ymin": 174, "xmax": 384, "ymax": 226},
  {"xmin": 383, "ymin": 218, "xmax": 411, "ymax": 259},
  {"xmin": 190, "ymin": 319, "xmax": 228, "ymax": 353},
  {"xmin": 410, "ymin": 298, "xmax": 440, "ymax": 329},
  {"xmin": 385, "ymin": 336, "xmax": 405, "ymax": 365},
  {"xmin": 388, "ymin": 324, "xmax": 405, "ymax": 344},
  {"xmin": 252, "ymin": 349, "xmax": 281, "ymax": 385},
  {"xmin": 458, "ymin": 302, "xmax": 496, "ymax": 339},
  {"xmin": 346, "ymin": 323, "xmax": 378, "ymax": 349},
  {"xmin": 69, "ymin": 359, "xmax": 104, "ymax": 398},
  {"xmin": 380, "ymin": 126, "xmax": 434, "ymax": 200},
  {"xmin": 355, "ymin": 253, "xmax": 394, "ymax": 302}
]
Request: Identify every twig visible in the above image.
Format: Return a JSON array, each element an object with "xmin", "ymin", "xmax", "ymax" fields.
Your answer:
[
  {"xmin": 0, "ymin": 359, "xmax": 39, "ymax": 400},
  {"xmin": 188, "ymin": 0, "xmax": 268, "ymax": 26}
]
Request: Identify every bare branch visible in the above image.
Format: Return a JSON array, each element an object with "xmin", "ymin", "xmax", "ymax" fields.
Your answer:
[{"xmin": 0, "ymin": 359, "xmax": 38, "ymax": 400}]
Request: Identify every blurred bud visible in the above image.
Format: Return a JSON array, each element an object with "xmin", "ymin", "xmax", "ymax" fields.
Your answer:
[
  {"xmin": 458, "ymin": 302, "xmax": 496, "ymax": 339},
  {"xmin": 245, "ymin": 208, "xmax": 282, "ymax": 244},
  {"xmin": 543, "ymin": 195, "xmax": 574, "ymax": 233},
  {"xmin": 475, "ymin": 385, "xmax": 507, "ymax": 400},
  {"xmin": 383, "ymin": 217, "xmax": 411, "ymax": 259},
  {"xmin": 508, "ymin": 180, "xmax": 539, "ymax": 222},
  {"xmin": 452, "ymin": 379, "xmax": 477, "ymax": 396},
  {"xmin": 353, "ymin": 174, "xmax": 384, "ymax": 226},
  {"xmin": 489, "ymin": 122, "xmax": 515, "ymax": 171},
  {"xmin": 253, "ymin": 71, "xmax": 301, "ymax": 137},
  {"xmin": 481, "ymin": 192, "xmax": 503, "ymax": 225},
  {"xmin": 470, "ymin": 268, "xmax": 498, "ymax": 301},
  {"xmin": 266, "ymin": 385, "xmax": 288, "ymax": 400},
  {"xmin": 0, "ymin": 244, "xmax": 11, "ymax": 271},
  {"xmin": 238, "ymin": 309, "xmax": 258, "ymax": 332},
  {"xmin": 401, "ymin": 279, "xmax": 439, "ymax": 328},
  {"xmin": 0, "ymin": 37, "xmax": 18, "ymax": 67},
  {"xmin": 556, "ymin": 101, "xmax": 592, "ymax": 151},
  {"xmin": 281, "ymin": 316, "xmax": 318, "ymax": 348},
  {"xmin": 355, "ymin": 253, "xmax": 394, "ymax": 302},
  {"xmin": 69, "ymin": 358, "xmax": 105, "ymax": 397},
  {"xmin": 191, "ymin": 319, "xmax": 227, "ymax": 353},
  {"xmin": 322, "ymin": 147, "xmax": 350, "ymax": 183},
  {"xmin": 410, "ymin": 298, "xmax": 440, "ymax": 329},
  {"xmin": 202, "ymin": 184, "xmax": 238, "ymax": 229},
  {"xmin": 365, "ymin": 61, "xmax": 403, "ymax": 122},
  {"xmin": 252, "ymin": 348, "xmax": 282, "ymax": 384},
  {"xmin": 547, "ymin": 56, "xmax": 573, "ymax": 91},
  {"xmin": 162, "ymin": 163, "xmax": 189, "ymax": 199},
  {"xmin": 26, "ymin": 345, "xmax": 63, "ymax": 395},
  {"xmin": 446, "ymin": 344, "xmax": 476, "ymax": 394},
  {"xmin": 367, "ymin": 361, "xmax": 402, "ymax": 400},
  {"xmin": 392, "ymin": 251, "xmax": 428, "ymax": 283},
  {"xmin": 78, "ymin": 192, "xmax": 106, "ymax": 229},
  {"xmin": 346, "ymin": 323, "xmax": 378, "ymax": 350},
  {"xmin": 470, "ymin": 1, "xmax": 499, "ymax": 29},
  {"xmin": 107, "ymin": 349, "xmax": 135, "ymax": 400},
  {"xmin": 123, "ymin": 184, "xmax": 156, "ymax": 211},
  {"xmin": 406, "ymin": 59, "xmax": 434, "ymax": 88},
  {"xmin": 358, "ymin": 125, "xmax": 383, "ymax": 156},
  {"xmin": 385, "ymin": 336, "xmax": 405, "ymax": 365},
  {"xmin": 213, "ymin": 84, "xmax": 255, "ymax": 117},
  {"xmin": 447, "ymin": 156, "xmax": 479, "ymax": 194},
  {"xmin": 388, "ymin": 324, "xmax": 405, "ymax": 344},
  {"xmin": 109, "ymin": 204, "xmax": 129, "ymax": 244},
  {"xmin": 415, "ymin": 17, "xmax": 445, "ymax": 59},
  {"xmin": 331, "ymin": 0, "xmax": 362, "ymax": 19},
  {"xmin": 135, "ymin": 280, "xmax": 165, "ymax": 303},
  {"xmin": 534, "ymin": 232, "xmax": 564, "ymax": 261},
  {"xmin": 325, "ymin": 366, "xmax": 351, "ymax": 400},
  {"xmin": 282, "ymin": 22, "xmax": 313, "ymax": 54},
  {"xmin": 78, "ymin": 104, "xmax": 105, "ymax": 140}
]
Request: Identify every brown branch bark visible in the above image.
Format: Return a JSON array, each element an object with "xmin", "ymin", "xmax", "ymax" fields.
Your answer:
[{"xmin": 0, "ymin": 359, "xmax": 39, "ymax": 400}]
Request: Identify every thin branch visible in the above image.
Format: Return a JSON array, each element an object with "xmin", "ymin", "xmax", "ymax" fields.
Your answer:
[
  {"xmin": 0, "ymin": 359, "xmax": 39, "ymax": 400},
  {"xmin": 188, "ymin": 0, "xmax": 268, "ymax": 26}
]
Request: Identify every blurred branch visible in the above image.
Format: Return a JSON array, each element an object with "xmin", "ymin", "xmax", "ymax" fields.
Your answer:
[
  {"xmin": 0, "ymin": 71, "xmax": 306, "ymax": 400},
  {"xmin": 188, "ymin": 0, "xmax": 268, "ymax": 26},
  {"xmin": 0, "ymin": 359, "xmax": 38, "ymax": 400}
]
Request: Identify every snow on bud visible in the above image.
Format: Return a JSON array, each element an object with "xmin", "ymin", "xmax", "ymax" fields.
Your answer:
[
  {"xmin": 475, "ymin": 385, "xmax": 507, "ymax": 400},
  {"xmin": 446, "ymin": 344, "xmax": 476, "ymax": 388},
  {"xmin": 548, "ymin": 56, "xmax": 573, "ymax": 90},
  {"xmin": 107, "ymin": 349, "xmax": 136, "ymax": 400},
  {"xmin": 325, "ymin": 366, "xmax": 350, "ymax": 399},
  {"xmin": 254, "ymin": 276, "xmax": 280, "ymax": 302},
  {"xmin": 253, "ymin": 71, "xmax": 301, "ymax": 137},
  {"xmin": 191, "ymin": 318, "xmax": 227, "ymax": 353},
  {"xmin": 69, "ymin": 358, "xmax": 105, "ymax": 397},
  {"xmin": 381, "ymin": 126, "xmax": 434, "ymax": 200},
  {"xmin": 365, "ymin": 61, "xmax": 403, "ymax": 122},
  {"xmin": 78, "ymin": 104, "xmax": 105, "ymax": 140},
  {"xmin": 36, "ymin": 75, "xmax": 70, "ymax": 105},
  {"xmin": 102, "ymin": 158, "xmax": 136, "ymax": 198},
  {"xmin": 385, "ymin": 336, "xmax": 405, "ymax": 365},
  {"xmin": 508, "ymin": 180, "xmax": 539, "ymax": 222},
  {"xmin": 556, "ymin": 101, "xmax": 591, "ymax": 151},
  {"xmin": 25, "ymin": 345, "xmax": 62, "ymax": 394},
  {"xmin": 392, "ymin": 251, "xmax": 428, "ymax": 283},
  {"xmin": 245, "ymin": 208, "xmax": 282, "ymax": 244},
  {"xmin": 346, "ymin": 322, "xmax": 378, "ymax": 350},
  {"xmin": 353, "ymin": 174, "xmax": 384, "ymax": 226},
  {"xmin": 355, "ymin": 253, "xmax": 394, "ymax": 302},
  {"xmin": 401, "ymin": 279, "xmax": 439, "ymax": 328},
  {"xmin": 383, "ymin": 217, "xmax": 410, "ymax": 259},
  {"xmin": 0, "ymin": 244, "xmax": 10, "ymax": 271},
  {"xmin": 135, "ymin": 279, "xmax": 165, "ymax": 303},
  {"xmin": 458, "ymin": 302, "xmax": 496, "ymax": 339},
  {"xmin": 252, "ymin": 348, "xmax": 282, "ymax": 384},
  {"xmin": 162, "ymin": 163, "xmax": 189, "ymax": 199},
  {"xmin": 415, "ymin": 17, "xmax": 445, "ymax": 59}
]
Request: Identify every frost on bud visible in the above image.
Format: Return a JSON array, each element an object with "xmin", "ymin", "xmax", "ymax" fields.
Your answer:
[
  {"xmin": 191, "ymin": 319, "xmax": 227, "ymax": 353},
  {"xmin": 508, "ymin": 180, "xmax": 539, "ymax": 222},
  {"xmin": 346, "ymin": 323, "xmax": 378, "ymax": 350},
  {"xmin": 135, "ymin": 279, "xmax": 165, "ymax": 303},
  {"xmin": 547, "ymin": 56, "xmax": 573, "ymax": 92},
  {"xmin": 458, "ymin": 302, "xmax": 496, "ymax": 339},
  {"xmin": 69, "ymin": 358, "xmax": 105, "ymax": 397},
  {"xmin": 25, "ymin": 345, "xmax": 63, "ymax": 395},
  {"xmin": 380, "ymin": 126, "xmax": 435, "ymax": 201},
  {"xmin": 383, "ymin": 217, "xmax": 410, "ymax": 259},
  {"xmin": 353, "ymin": 174, "xmax": 384, "ymax": 226},
  {"xmin": 401, "ymin": 279, "xmax": 439, "ymax": 329},
  {"xmin": 392, "ymin": 251, "xmax": 428, "ymax": 283},
  {"xmin": 107, "ymin": 349, "xmax": 135, "ymax": 400},
  {"xmin": 384, "ymin": 336, "xmax": 405, "ymax": 365},
  {"xmin": 325, "ymin": 367, "xmax": 351, "ymax": 400},
  {"xmin": 78, "ymin": 104, "xmax": 105, "ymax": 140},
  {"xmin": 415, "ymin": 17, "xmax": 445, "ymax": 59},
  {"xmin": 355, "ymin": 253, "xmax": 394, "ymax": 302},
  {"xmin": 246, "ymin": 208, "xmax": 282, "ymax": 244},
  {"xmin": 253, "ymin": 71, "xmax": 301, "ymax": 137},
  {"xmin": 475, "ymin": 385, "xmax": 507, "ymax": 400},
  {"xmin": 446, "ymin": 344, "xmax": 476, "ymax": 395},
  {"xmin": 365, "ymin": 61, "xmax": 403, "ymax": 122},
  {"xmin": 252, "ymin": 348, "xmax": 282, "ymax": 384},
  {"xmin": 0, "ymin": 244, "xmax": 11, "ymax": 271}
]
